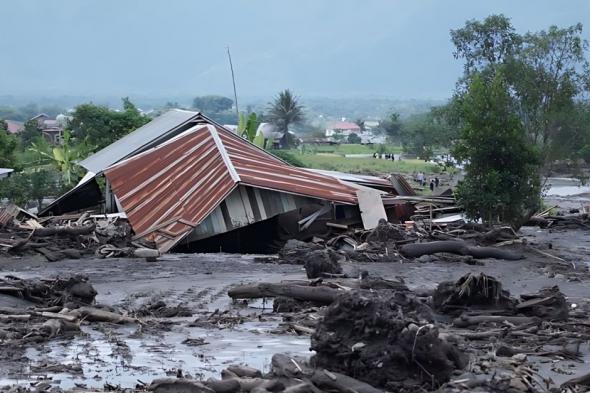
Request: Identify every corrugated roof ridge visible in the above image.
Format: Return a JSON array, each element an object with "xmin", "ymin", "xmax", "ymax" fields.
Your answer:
[{"xmin": 206, "ymin": 124, "xmax": 240, "ymax": 183}]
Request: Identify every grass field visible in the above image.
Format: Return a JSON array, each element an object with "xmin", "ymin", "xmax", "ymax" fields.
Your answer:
[
  {"xmin": 301, "ymin": 143, "xmax": 403, "ymax": 155},
  {"xmin": 276, "ymin": 149, "xmax": 440, "ymax": 175}
]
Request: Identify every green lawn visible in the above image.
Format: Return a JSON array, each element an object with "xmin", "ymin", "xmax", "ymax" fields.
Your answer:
[
  {"xmin": 301, "ymin": 143, "xmax": 403, "ymax": 155},
  {"xmin": 283, "ymin": 151, "xmax": 439, "ymax": 175}
]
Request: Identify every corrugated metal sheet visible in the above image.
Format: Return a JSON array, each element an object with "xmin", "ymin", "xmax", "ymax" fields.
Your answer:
[
  {"xmin": 104, "ymin": 125, "xmax": 237, "ymax": 252},
  {"xmin": 307, "ymin": 169, "xmax": 395, "ymax": 192},
  {"xmin": 104, "ymin": 122, "xmax": 359, "ymax": 252},
  {"xmin": 79, "ymin": 109, "xmax": 200, "ymax": 174},
  {"xmin": 390, "ymin": 174, "xmax": 416, "ymax": 196},
  {"xmin": 185, "ymin": 185, "xmax": 320, "ymax": 243},
  {"xmin": 219, "ymin": 129, "xmax": 358, "ymax": 204}
]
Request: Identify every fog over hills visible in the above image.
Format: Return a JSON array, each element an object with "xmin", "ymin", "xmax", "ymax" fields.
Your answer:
[{"xmin": 1, "ymin": 0, "xmax": 589, "ymax": 102}]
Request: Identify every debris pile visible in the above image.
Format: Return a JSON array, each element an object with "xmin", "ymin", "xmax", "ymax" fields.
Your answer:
[
  {"xmin": 0, "ymin": 274, "xmax": 97, "ymax": 306},
  {"xmin": 0, "ymin": 206, "xmax": 158, "ymax": 262}
]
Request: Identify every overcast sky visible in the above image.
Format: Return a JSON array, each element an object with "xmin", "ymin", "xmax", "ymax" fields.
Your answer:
[{"xmin": 1, "ymin": 0, "xmax": 589, "ymax": 100}]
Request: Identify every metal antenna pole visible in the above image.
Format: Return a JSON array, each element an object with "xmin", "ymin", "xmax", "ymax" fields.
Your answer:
[{"xmin": 227, "ymin": 46, "xmax": 239, "ymax": 122}]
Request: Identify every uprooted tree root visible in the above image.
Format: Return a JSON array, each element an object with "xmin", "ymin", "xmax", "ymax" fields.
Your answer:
[
  {"xmin": 433, "ymin": 272, "xmax": 516, "ymax": 314},
  {"xmin": 310, "ymin": 290, "xmax": 467, "ymax": 388}
]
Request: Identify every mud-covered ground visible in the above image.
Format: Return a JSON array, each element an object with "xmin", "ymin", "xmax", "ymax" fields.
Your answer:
[
  {"xmin": 1, "ymin": 182, "xmax": 590, "ymax": 391},
  {"xmin": 1, "ymin": 225, "xmax": 590, "ymax": 390}
]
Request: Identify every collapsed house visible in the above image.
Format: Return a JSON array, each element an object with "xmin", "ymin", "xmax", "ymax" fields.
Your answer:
[{"xmin": 40, "ymin": 110, "xmax": 414, "ymax": 254}]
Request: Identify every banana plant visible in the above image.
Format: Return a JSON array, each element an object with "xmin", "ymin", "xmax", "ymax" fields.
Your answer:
[
  {"xmin": 29, "ymin": 130, "xmax": 90, "ymax": 186},
  {"xmin": 238, "ymin": 112, "xmax": 259, "ymax": 142}
]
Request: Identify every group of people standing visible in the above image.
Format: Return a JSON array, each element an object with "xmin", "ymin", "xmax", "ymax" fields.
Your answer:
[
  {"xmin": 372, "ymin": 152, "xmax": 396, "ymax": 161},
  {"xmin": 414, "ymin": 171, "xmax": 440, "ymax": 192}
]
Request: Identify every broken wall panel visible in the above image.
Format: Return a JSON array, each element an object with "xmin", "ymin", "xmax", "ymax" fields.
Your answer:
[{"xmin": 183, "ymin": 185, "xmax": 323, "ymax": 244}]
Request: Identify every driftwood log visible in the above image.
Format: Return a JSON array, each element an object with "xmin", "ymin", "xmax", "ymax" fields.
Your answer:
[
  {"xmin": 400, "ymin": 240, "xmax": 523, "ymax": 260},
  {"xmin": 228, "ymin": 283, "xmax": 339, "ymax": 305},
  {"xmin": 32, "ymin": 224, "xmax": 96, "ymax": 237},
  {"xmin": 311, "ymin": 369, "xmax": 383, "ymax": 393},
  {"xmin": 67, "ymin": 306, "xmax": 136, "ymax": 324},
  {"xmin": 452, "ymin": 315, "xmax": 539, "ymax": 328}
]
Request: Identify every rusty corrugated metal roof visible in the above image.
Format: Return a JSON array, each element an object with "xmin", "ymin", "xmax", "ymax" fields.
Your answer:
[
  {"xmin": 104, "ymin": 122, "xmax": 358, "ymax": 252},
  {"xmin": 218, "ymin": 130, "xmax": 358, "ymax": 205},
  {"xmin": 0, "ymin": 204, "xmax": 19, "ymax": 227}
]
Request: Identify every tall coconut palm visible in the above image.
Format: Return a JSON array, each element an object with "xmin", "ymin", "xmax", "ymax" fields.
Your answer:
[{"xmin": 267, "ymin": 89, "xmax": 304, "ymax": 137}]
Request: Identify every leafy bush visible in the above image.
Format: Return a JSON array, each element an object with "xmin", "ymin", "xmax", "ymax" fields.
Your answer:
[{"xmin": 268, "ymin": 150, "xmax": 306, "ymax": 167}]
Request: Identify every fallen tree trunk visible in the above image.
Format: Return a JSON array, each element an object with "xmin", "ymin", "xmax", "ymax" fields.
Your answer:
[
  {"xmin": 453, "ymin": 315, "xmax": 539, "ymax": 328},
  {"xmin": 32, "ymin": 224, "xmax": 96, "ymax": 237},
  {"xmin": 400, "ymin": 240, "xmax": 523, "ymax": 260},
  {"xmin": 68, "ymin": 306, "xmax": 136, "ymax": 324},
  {"xmin": 228, "ymin": 283, "xmax": 339, "ymax": 305},
  {"xmin": 311, "ymin": 369, "xmax": 383, "ymax": 393},
  {"xmin": 523, "ymin": 216, "xmax": 551, "ymax": 228}
]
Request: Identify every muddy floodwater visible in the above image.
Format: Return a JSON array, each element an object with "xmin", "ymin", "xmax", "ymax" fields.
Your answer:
[
  {"xmin": 545, "ymin": 177, "xmax": 590, "ymax": 210},
  {"xmin": 2, "ymin": 222, "xmax": 590, "ymax": 389}
]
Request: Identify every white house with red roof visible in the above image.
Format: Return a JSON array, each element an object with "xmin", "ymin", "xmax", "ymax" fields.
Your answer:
[{"xmin": 325, "ymin": 119, "xmax": 361, "ymax": 137}]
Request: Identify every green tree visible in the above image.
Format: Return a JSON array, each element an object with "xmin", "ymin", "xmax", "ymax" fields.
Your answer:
[
  {"xmin": 354, "ymin": 119, "xmax": 366, "ymax": 132},
  {"xmin": 448, "ymin": 15, "xmax": 590, "ymax": 178},
  {"xmin": 453, "ymin": 73, "xmax": 541, "ymax": 226},
  {"xmin": 19, "ymin": 119, "xmax": 41, "ymax": 147},
  {"xmin": 0, "ymin": 170, "xmax": 64, "ymax": 208},
  {"xmin": 400, "ymin": 114, "xmax": 437, "ymax": 160},
  {"xmin": 267, "ymin": 89, "xmax": 305, "ymax": 137},
  {"xmin": 380, "ymin": 112, "xmax": 402, "ymax": 142},
  {"xmin": 0, "ymin": 125, "xmax": 18, "ymax": 169},
  {"xmin": 192, "ymin": 95, "xmax": 234, "ymax": 114},
  {"xmin": 451, "ymin": 14, "xmax": 520, "ymax": 74},
  {"xmin": 68, "ymin": 98, "xmax": 149, "ymax": 150},
  {"xmin": 347, "ymin": 133, "xmax": 361, "ymax": 144}
]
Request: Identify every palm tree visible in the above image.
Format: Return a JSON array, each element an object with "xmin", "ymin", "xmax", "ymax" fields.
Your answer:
[{"xmin": 267, "ymin": 89, "xmax": 304, "ymax": 136}]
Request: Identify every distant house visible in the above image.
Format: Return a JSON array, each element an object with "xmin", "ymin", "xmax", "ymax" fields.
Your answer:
[
  {"xmin": 30, "ymin": 113, "xmax": 67, "ymax": 145},
  {"xmin": 325, "ymin": 120, "xmax": 361, "ymax": 138},
  {"xmin": 3, "ymin": 120, "xmax": 24, "ymax": 134},
  {"xmin": 364, "ymin": 121, "xmax": 380, "ymax": 131},
  {"xmin": 31, "ymin": 113, "xmax": 51, "ymax": 128}
]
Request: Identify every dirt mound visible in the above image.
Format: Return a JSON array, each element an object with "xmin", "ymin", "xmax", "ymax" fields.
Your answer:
[
  {"xmin": 303, "ymin": 249, "xmax": 343, "ymax": 278},
  {"xmin": 278, "ymin": 239, "xmax": 323, "ymax": 265},
  {"xmin": 311, "ymin": 290, "xmax": 466, "ymax": 388}
]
